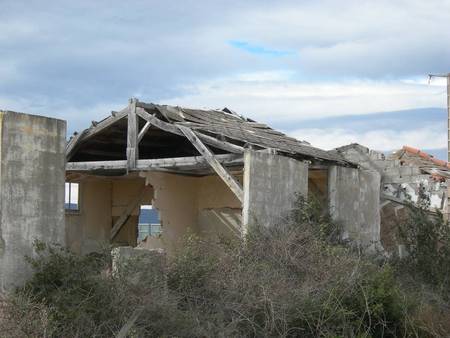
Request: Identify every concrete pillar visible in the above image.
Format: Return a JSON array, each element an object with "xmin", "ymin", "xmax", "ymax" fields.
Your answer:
[
  {"xmin": 0, "ymin": 111, "xmax": 66, "ymax": 291},
  {"xmin": 243, "ymin": 150, "xmax": 308, "ymax": 230},
  {"xmin": 328, "ymin": 166, "xmax": 381, "ymax": 251}
]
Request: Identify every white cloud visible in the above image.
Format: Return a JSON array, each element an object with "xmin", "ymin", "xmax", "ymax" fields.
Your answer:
[
  {"xmin": 0, "ymin": 95, "xmax": 124, "ymax": 133},
  {"xmin": 288, "ymin": 126, "xmax": 446, "ymax": 151},
  {"xmin": 163, "ymin": 74, "xmax": 447, "ymax": 123},
  {"xmin": 1, "ymin": 0, "xmax": 450, "ymax": 133}
]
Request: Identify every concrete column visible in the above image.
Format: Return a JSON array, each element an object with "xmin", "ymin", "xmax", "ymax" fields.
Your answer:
[
  {"xmin": 328, "ymin": 166, "xmax": 381, "ymax": 251},
  {"xmin": 0, "ymin": 111, "xmax": 66, "ymax": 291},
  {"xmin": 243, "ymin": 150, "xmax": 308, "ymax": 231}
]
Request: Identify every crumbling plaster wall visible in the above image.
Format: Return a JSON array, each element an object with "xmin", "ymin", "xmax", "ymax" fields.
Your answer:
[
  {"xmin": 196, "ymin": 175, "xmax": 242, "ymax": 239},
  {"xmin": 335, "ymin": 143, "xmax": 447, "ymax": 253},
  {"xmin": 112, "ymin": 179, "xmax": 152, "ymax": 247},
  {"xmin": 0, "ymin": 111, "xmax": 66, "ymax": 291},
  {"xmin": 337, "ymin": 144, "xmax": 446, "ymax": 211},
  {"xmin": 66, "ymin": 179, "xmax": 111, "ymax": 254},
  {"xmin": 328, "ymin": 166, "xmax": 381, "ymax": 250},
  {"xmin": 243, "ymin": 150, "xmax": 308, "ymax": 230},
  {"xmin": 141, "ymin": 172, "xmax": 242, "ymax": 253},
  {"xmin": 66, "ymin": 176, "xmax": 151, "ymax": 254}
]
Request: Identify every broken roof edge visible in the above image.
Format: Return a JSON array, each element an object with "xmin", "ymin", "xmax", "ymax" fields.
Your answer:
[
  {"xmin": 67, "ymin": 99, "xmax": 355, "ymax": 167},
  {"xmin": 400, "ymin": 145, "xmax": 450, "ymax": 169}
]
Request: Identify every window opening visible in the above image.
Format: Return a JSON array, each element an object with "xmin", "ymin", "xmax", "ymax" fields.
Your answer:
[
  {"xmin": 138, "ymin": 205, "xmax": 161, "ymax": 241},
  {"xmin": 65, "ymin": 182, "xmax": 80, "ymax": 211}
]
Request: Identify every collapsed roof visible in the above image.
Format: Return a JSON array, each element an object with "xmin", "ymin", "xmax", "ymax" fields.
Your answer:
[
  {"xmin": 66, "ymin": 99, "xmax": 351, "ymax": 176},
  {"xmin": 390, "ymin": 145, "xmax": 450, "ymax": 181}
]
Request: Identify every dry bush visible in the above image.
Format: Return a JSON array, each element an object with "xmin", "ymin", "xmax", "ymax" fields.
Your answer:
[
  {"xmin": 0, "ymin": 292, "xmax": 51, "ymax": 337},
  {"xmin": 1, "ymin": 197, "xmax": 450, "ymax": 337},
  {"xmin": 167, "ymin": 198, "xmax": 417, "ymax": 337}
]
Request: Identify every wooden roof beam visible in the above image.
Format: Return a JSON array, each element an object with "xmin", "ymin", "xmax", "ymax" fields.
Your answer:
[
  {"xmin": 135, "ymin": 107, "xmax": 244, "ymax": 154},
  {"xmin": 179, "ymin": 125, "xmax": 244, "ymax": 203},
  {"xmin": 66, "ymin": 153, "xmax": 243, "ymax": 172},
  {"xmin": 126, "ymin": 98, "xmax": 139, "ymax": 170}
]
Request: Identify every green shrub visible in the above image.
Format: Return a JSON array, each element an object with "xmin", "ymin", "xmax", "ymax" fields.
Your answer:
[{"xmin": 396, "ymin": 186, "xmax": 450, "ymax": 291}]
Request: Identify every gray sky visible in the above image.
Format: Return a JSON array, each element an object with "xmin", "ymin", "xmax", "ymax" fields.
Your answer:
[{"xmin": 1, "ymin": 0, "xmax": 449, "ymax": 157}]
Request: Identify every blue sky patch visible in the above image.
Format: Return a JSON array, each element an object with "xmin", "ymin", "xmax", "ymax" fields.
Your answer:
[{"xmin": 229, "ymin": 40, "xmax": 294, "ymax": 57}]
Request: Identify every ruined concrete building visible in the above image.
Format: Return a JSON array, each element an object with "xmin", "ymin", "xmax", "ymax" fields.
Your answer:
[
  {"xmin": 334, "ymin": 143, "xmax": 449, "ymax": 253},
  {"xmin": 64, "ymin": 99, "xmax": 379, "ymax": 255},
  {"xmin": 0, "ymin": 99, "xmax": 446, "ymax": 290}
]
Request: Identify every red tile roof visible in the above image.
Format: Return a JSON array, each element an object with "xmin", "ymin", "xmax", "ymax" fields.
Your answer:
[{"xmin": 402, "ymin": 145, "xmax": 450, "ymax": 169}]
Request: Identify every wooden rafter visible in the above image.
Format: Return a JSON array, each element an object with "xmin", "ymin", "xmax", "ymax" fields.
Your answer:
[
  {"xmin": 111, "ymin": 185, "xmax": 151, "ymax": 240},
  {"xmin": 137, "ymin": 121, "xmax": 151, "ymax": 144},
  {"xmin": 135, "ymin": 107, "xmax": 244, "ymax": 154},
  {"xmin": 178, "ymin": 125, "xmax": 244, "ymax": 203}
]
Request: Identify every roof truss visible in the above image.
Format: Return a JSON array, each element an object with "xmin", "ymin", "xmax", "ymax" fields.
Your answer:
[{"xmin": 66, "ymin": 98, "xmax": 353, "ymax": 178}]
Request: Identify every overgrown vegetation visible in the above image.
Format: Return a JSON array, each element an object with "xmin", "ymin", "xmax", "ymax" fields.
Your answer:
[
  {"xmin": 1, "ymin": 196, "xmax": 450, "ymax": 337},
  {"xmin": 396, "ymin": 186, "xmax": 450, "ymax": 291}
]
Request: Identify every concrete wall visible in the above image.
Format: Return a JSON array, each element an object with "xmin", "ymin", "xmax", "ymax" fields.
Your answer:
[
  {"xmin": 66, "ymin": 179, "xmax": 112, "ymax": 254},
  {"xmin": 66, "ymin": 176, "xmax": 151, "ymax": 254},
  {"xmin": 328, "ymin": 166, "xmax": 381, "ymax": 250},
  {"xmin": 141, "ymin": 172, "xmax": 242, "ymax": 253},
  {"xmin": 0, "ymin": 111, "xmax": 66, "ymax": 291},
  {"xmin": 336, "ymin": 143, "xmax": 448, "ymax": 251},
  {"xmin": 243, "ymin": 150, "xmax": 308, "ymax": 229}
]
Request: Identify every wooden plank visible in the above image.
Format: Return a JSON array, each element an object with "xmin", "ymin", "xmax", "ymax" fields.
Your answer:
[
  {"xmin": 136, "ymin": 154, "xmax": 243, "ymax": 170},
  {"xmin": 136, "ymin": 107, "xmax": 182, "ymax": 134},
  {"xmin": 67, "ymin": 160, "xmax": 127, "ymax": 171},
  {"xmin": 192, "ymin": 130, "xmax": 245, "ymax": 153},
  {"xmin": 137, "ymin": 121, "xmax": 151, "ymax": 144},
  {"xmin": 127, "ymin": 98, "xmax": 139, "ymax": 169},
  {"xmin": 136, "ymin": 107, "xmax": 244, "ymax": 154},
  {"xmin": 66, "ymin": 154, "xmax": 243, "ymax": 172},
  {"xmin": 111, "ymin": 185, "xmax": 151, "ymax": 240},
  {"xmin": 135, "ymin": 101, "xmax": 156, "ymax": 110},
  {"xmin": 82, "ymin": 109, "xmax": 128, "ymax": 140},
  {"xmin": 179, "ymin": 125, "xmax": 243, "ymax": 203}
]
